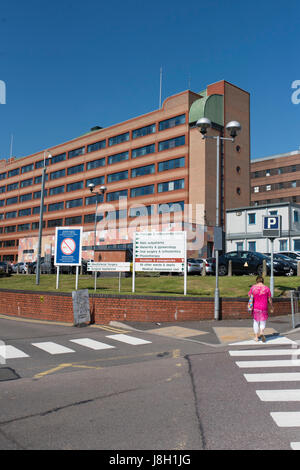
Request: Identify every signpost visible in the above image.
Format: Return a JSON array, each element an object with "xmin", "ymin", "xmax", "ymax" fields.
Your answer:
[
  {"xmin": 87, "ymin": 262, "xmax": 131, "ymax": 292},
  {"xmin": 54, "ymin": 227, "xmax": 83, "ymax": 290},
  {"xmin": 263, "ymin": 215, "xmax": 281, "ymax": 296},
  {"xmin": 133, "ymin": 231, "xmax": 187, "ymax": 295}
]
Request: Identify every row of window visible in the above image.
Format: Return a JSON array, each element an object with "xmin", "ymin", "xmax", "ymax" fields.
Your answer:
[
  {"xmin": 252, "ymin": 179, "xmax": 300, "ymax": 193},
  {"xmin": 251, "ymin": 163, "xmax": 300, "ymax": 179},
  {"xmin": 0, "ymin": 200, "xmax": 185, "ymax": 234},
  {"xmin": 0, "ymin": 148, "xmax": 186, "ymax": 195},
  {"xmin": 0, "ymin": 115, "xmax": 186, "ymax": 182},
  {"xmin": 0, "ymin": 173, "xmax": 186, "ymax": 208},
  {"xmin": 235, "ymin": 239, "xmax": 300, "ymax": 252}
]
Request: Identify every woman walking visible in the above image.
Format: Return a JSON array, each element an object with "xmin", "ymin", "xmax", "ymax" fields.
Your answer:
[{"xmin": 248, "ymin": 276, "xmax": 273, "ymax": 342}]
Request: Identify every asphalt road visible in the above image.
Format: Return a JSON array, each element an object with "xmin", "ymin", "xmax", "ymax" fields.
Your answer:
[{"xmin": 1, "ymin": 317, "xmax": 300, "ymax": 452}]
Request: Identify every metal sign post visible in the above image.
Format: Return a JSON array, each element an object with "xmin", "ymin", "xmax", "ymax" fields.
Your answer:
[
  {"xmin": 54, "ymin": 227, "xmax": 83, "ymax": 290},
  {"xmin": 262, "ymin": 215, "xmax": 281, "ymax": 297}
]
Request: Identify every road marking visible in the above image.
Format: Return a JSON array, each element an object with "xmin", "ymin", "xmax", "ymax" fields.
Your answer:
[
  {"xmin": 244, "ymin": 372, "xmax": 300, "ymax": 382},
  {"xmin": 106, "ymin": 334, "xmax": 152, "ymax": 345},
  {"xmin": 229, "ymin": 337, "xmax": 297, "ymax": 346},
  {"xmin": 256, "ymin": 389, "xmax": 300, "ymax": 401},
  {"xmin": 32, "ymin": 342, "xmax": 75, "ymax": 355},
  {"xmin": 69, "ymin": 338, "xmax": 115, "ymax": 350},
  {"xmin": 270, "ymin": 412, "xmax": 300, "ymax": 427},
  {"xmin": 229, "ymin": 349, "xmax": 300, "ymax": 357},
  {"xmin": 291, "ymin": 442, "xmax": 300, "ymax": 450},
  {"xmin": 0, "ymin": 345, "xmax": 29, "ymax": 359},
  {"xmin": 236, "ymin": 359, "xmax": 300, "ymax": 368},
  {"xmin": 34, "ymin": 363, "xmax": 73, "ymax": 379},
  {"xmin": 92, "ymin": 325, "xmax": 129, "ymax": 334}
]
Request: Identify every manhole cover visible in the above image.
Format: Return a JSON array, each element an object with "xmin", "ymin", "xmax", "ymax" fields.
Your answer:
[{"xmin": 0, "ymin": 367, "xmax": 20, "ymax": 381}]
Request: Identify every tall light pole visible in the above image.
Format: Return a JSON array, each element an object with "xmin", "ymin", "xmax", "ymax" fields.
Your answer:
[
  {"xmin": 196, "ymin": 118, "xmax": 241, "ymax": 320},
  {"xmin": 36, "ymin": 150, "xmax": 51, "ymax": 285},
  {"xmin": 88, "ymin": 183, "xmax": 107, "ymax": 290}
]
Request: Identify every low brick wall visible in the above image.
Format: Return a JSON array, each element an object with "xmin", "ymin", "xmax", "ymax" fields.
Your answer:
[{"xmin": 0, "ymin": 289, "xmax": 292, "ymax": 324}]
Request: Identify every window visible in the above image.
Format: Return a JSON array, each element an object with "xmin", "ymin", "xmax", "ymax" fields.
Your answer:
[
  {"xmin": 18, "ymin": 208, "xmax": 31, "ymax": 217},
  {"xmin": 65, "ymin": 215, "xmax": 82, "ymax": 225},
  {"xmin": 107, "ymin": 151, "xmax": 129, "ymax": 165},
  {"xmin": 66, "ymin": 198, "xmax": 83, "ymax": 209},
  {"xmin": 108, "ymin": 132, "xmax": 129, "ymax": 146},
  {"xmin": 291, "ymin": 181, "xmax": 297, "ymax": 188},
  {"xmin": 4, "ymin": 225, "xmax": 16, "ymax": 233},
  {"xmin": 130, "ymin": 185, "xmax": 154, "ymax": 198},
  {"xmin": 19, "ymin": 193, "xmax": 32, "ymax": 202},
  {"xmin": 34, "ymin": 174, "xmax": 48, "ymax": 184},
  {"xmin": 159, "ymin": 114, "xmax": 185, "ymax": 131},
  {"xmin": 279, "ymin": 239, "xmax": 288, "ymax": 251},
  {"xmin": 129, "ymin": 205, "xmax": 153, "ymax": 217},
  {"xmin": 106, "ymin": 189, "xmax": 128, "ymax": 202},
  {"xmin": 67, "ymin": 164, "xmax": 84, "ymax": 175},
  {"xmin": 158, "ymin": 201, "xmax": 184, "ymax": 213},
  {"xmin": 294, "ymin": 239, "xmax": 300, "ymax": 251},
  {"xmin": 132, "ymin": 124, "xmax": 156, "ymax": 139},
  {"xmin": 157, "ymin": 179, "xmax": 184, "ymax": 193},
  {"xmin": 158, "ymin": 135, "xmax": 185, "ymax": 152},
  {"xmin": 87, "ymin": 140, "xmax": 106, "ymax": 153},
  {"xmin": 49, "ymin": 185, "xmax": 65, "ymax": 196},
  {"xmin": 6, "ymin": 196, "xmax": 18, "ymax": 205},
  {"xmin": 86, "ymin": 158, "xmax": 105, "ymax": 170},
  {"xmin": 86, "ymin": 176, "xmax": 105, "ymax": 188},
  {"xmin": 236, "ymin": 242, "xmax": 243, "ymax": 251},
  {"xmin": 35, "ymin": 158, "xmax": 50, "ymax": 169},
  {"xmin": 248, "ymin": 213, "xmax": 256, "ymax": 225},
  {"xmin": 51, "ymin": 152, "xmax": 66, "ymax": 164},
  {"xmin": 21, "ymin": 163, "xmax": 34, "ymax": 174},
  {"xmin": 17, "ymin": 223, "xmax": 30, "ymax": 232},
  {"xmin": 47, "ymin": 218, "xmax": 63, "ymax": 228},
  {"xmin": 107, "ymin": 170, "xmax": 128, "ymax": 183},
  {"xmin": 269, "ymin": 210, "xmax": 278, "ymax": 215},
  {"xmin": 132, "ymin": 144, "xmax": 155, "ymax": 159},
  {"xmin": 7, "ymin": 182, "xmax": 19, "ymax": 191},
  {"xmin": 0, "ymin": 172, "xmax": 6, "ymax": 180},
  {"xmin": 8, "ymin": 168, "xmax": 19, "ymax": 177},
  {"xmin": 0, "ymin": 200, "xmax": 4, "ymax": 207},
  {"xmin": 248, "ymin": 241, "xmax": 256, "ymax": 251},
  {"xmin": 254, "ymin": 186, "xmax": 259, "ymax": 193},
  {"xmin": 131, "ymin": 164, "xmax": 155, "ymax": 178},
  {"xmin": 158, "ymin": 157, "xmax": 185, "ymax": 172},
  {"xmin": 3, "ymin": 240, "xmax": 15, "ymax": 247},
  {"xmin": 33, "ymin": 190, "xmax": 47, "ymax": 199},
  {"xmin": 67, "ymin": 181, "xmax": 84, "ymax": 192},
  {"xmin": 294, "ymin": 210, "xmax": 299, "ymax": 223},
  {"xmin": 20, "ymin": 178, "xmax": 33, "ymax": 188},
  {"xmin": 5, "ymin": 211, "xmax": 17, "ymax": 219},
  {"xmin": 48, "ymin": 201, "xmax": 64, "ymax": 212},
  {"xmin": 266, "ymin": 169, "xmax": 270, "ymax": 176},
  {"xmin": 68, "ymin": 147, "xmax": 85, "ymax": 159},
  {"xmin": 50, "ymin": 169, "xmax": 65, "ymax": 180},
  {"xmin": 0, "ymin": 185, "xmax": 5, "ymax": 193}
]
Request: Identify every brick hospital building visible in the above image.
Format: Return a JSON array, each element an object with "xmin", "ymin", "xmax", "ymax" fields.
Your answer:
[{"xmin": 0, "ymin": 80, "xmax": 250, "ymax": 263}]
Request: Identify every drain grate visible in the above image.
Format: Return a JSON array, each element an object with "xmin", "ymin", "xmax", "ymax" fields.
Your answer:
[{"xmin": 0, "ymin": 367, "xmax": 20, "ymax": 381}]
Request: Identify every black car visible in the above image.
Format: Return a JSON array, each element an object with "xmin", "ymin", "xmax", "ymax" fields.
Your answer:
[
  {"xmin": 210, "ymin": 250, "xmax": 289, "ymax": 276},
  {"xmin": 0, "ymin": 261, "xmax": 13, "ymax": 274},
  {"xmin": 265, "ymin": 253, "xmax": 297, "ymax": 276}
]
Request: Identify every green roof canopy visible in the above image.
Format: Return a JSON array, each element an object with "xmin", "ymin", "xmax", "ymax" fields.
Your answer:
[{"xmin": 189, "ymin": 93, "xmax": 224, "ymax": 127}]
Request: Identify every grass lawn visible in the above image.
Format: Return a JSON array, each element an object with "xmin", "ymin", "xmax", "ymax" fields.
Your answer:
[{"xmin": 0, "ymin": 273, "xmax": 299, "ymax": 297}]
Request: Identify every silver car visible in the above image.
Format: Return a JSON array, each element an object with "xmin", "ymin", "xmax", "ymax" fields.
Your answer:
[
  {"xmin": 12, "ymin": 262, "xmax": 29, "ymax": 274},
  {"xmin": 187, "ymin": 258, "xmax": 202, "ymax": 274}
]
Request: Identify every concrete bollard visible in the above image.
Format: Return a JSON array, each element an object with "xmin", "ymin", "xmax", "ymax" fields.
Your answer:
[
  {"xmin": 228, "ymin": 260, "xmax": 232, "ymax": 276},
  {"xmin": 201, "ymin": 261, "xmax": 206, "ymax": 276},
  {"xmin": 297, "ymin": 261, "xmax": 300, "ymax": 276}
]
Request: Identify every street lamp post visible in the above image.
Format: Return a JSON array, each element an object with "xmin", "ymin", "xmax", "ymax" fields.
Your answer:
[
  {"xmin": 36, "ymin": 150, "xmax": 51, "ymax": 285},
  {"xmin": 196, "ymin": 118, "xmax": 242, "ymax": 320},
  {"xmin": 88, "ymin": 183, "xmax": 107, "ymax": 290}
]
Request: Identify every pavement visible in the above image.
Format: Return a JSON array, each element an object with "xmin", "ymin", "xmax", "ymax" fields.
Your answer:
[{"xmin": 110, "ymin": 314, "xmax": 300, "ymax": 347}]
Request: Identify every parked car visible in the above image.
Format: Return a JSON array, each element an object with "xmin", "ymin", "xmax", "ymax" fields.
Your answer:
[
  {"xmin": 31, "ymin": 257, "xmax": 88, "ymax": 274},
  {"xmin": 187, "ymin": 258, "xmax": 202, "ymax": 274},
  {"xmin": 195, "ymin": 258, "xmax": 214, "ymax": 275},
  {"xmin": 0, "ymin": 261, "xmax": 13, "ymax": 274},
  {"xmin": 276, "ymin": 251, "xmax": 300, "ymax": 261},
  {"xmin": 12, "ymin": 262, "xmax": 30, "ymax": 274},
  {"xmin": 264, "ymin": 254, "xmax": 294, "ymax": 275},
  {"xmin": 265, "ymin": 253, "xmax": 297, "ymax": 276}
]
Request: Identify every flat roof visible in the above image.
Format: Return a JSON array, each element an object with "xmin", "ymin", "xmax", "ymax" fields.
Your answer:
[
  {"xmin": 251, "ymin": 150, "xmax": 300, "ymax": 163},
  {"xmin": 226, "ymin": 201, "xmax": 300, "ymax": 213}
]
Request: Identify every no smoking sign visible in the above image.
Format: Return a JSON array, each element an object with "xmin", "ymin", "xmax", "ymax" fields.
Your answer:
[
  {"xmin": 61, "ymin": 238, "xmax": 76, "ymax": 255},
  {"xmin": 55, "ymin": 227, "xmax": 82, "ymax": 266}
]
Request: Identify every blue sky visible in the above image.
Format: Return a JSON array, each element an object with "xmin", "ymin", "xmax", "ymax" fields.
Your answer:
[{"xmin": 0, "ymin": 0, "xmax": 299, "ymax": 161}]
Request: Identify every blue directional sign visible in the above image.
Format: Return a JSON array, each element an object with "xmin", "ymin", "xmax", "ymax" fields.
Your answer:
[
  {"xmin": 54, "ymin": 227, "xmax": 82, "ymax": 266},
  {"xmin": 263, "ymin": 215, "xmax": 281, "ymax": 238}
]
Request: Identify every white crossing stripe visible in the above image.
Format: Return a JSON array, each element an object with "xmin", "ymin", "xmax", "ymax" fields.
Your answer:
[
  {"xmin": 244, "ymin": 372, "xmax": 300, "ymax": 382},
  {"xmin": 236, "ymin": 359, "xmax": 300, "ymax": 368},
  {"xmin": 0, "ymin": 345, "xmax": 29, "ymax": 359},
  {"xmin": 270, "ymin": 412, "xmax": 300, "ymax": 427},
  {"xmin": 229, "ymin": 337, "xmax": 297, "ymax": 346},
  {"xmin": 256, "ymin": 389, "xmax": 300, "ymax": 401},
  {"xmin": 291, "ymin": 442, "xmax": 300, "ymax": 450},
  {"xmin": 32, "ymin": 342, "xmax": 75, "ymax": 355},
  {"xmin": 229, "ymin": 349, "xmax": 300, "ymax": 357},
  {"xmin": 70, "ymin": 338, "xmax": 115, "ymax": 350},
  {"xmin": 106, "ymin": 334, "xmax": 152, "ymax": 345}
]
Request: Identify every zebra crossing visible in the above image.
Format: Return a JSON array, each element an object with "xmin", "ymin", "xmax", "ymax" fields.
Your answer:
[
  {"xmin": 228, "ymin": 335, "xmax": 300, "ymax": 451},
  {"xmin": 0, "ymin": 333, "xmax": 152, "ymax": 360}
]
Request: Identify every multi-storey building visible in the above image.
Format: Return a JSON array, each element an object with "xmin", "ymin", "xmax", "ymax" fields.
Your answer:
[
  {"xmin": 251, "ymin": 150, "xmax": 300, "ymax": 206},
  {"xmin": 0, "ymin": 79, "xmax": 250, "ymax": 263}
]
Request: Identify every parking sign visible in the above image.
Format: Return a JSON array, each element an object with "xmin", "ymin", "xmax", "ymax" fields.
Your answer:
[
  {"xmin": 54, "ymin": 227, "xmax": 82, "ymax": 266},
  {"xmin": 263, "ymin": 215, "xmax": 281, "ymax": 238}
]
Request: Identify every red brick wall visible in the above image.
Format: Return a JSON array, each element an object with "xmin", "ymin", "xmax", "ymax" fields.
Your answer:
[{"xmin": 0, "ymin": 289, "xmax": 291, "ymax": 324}]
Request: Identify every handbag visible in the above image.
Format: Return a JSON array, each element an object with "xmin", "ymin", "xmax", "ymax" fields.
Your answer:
[{"xmin": 248, "ymin": 294, "xmax": 254, "ymax": 314}]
